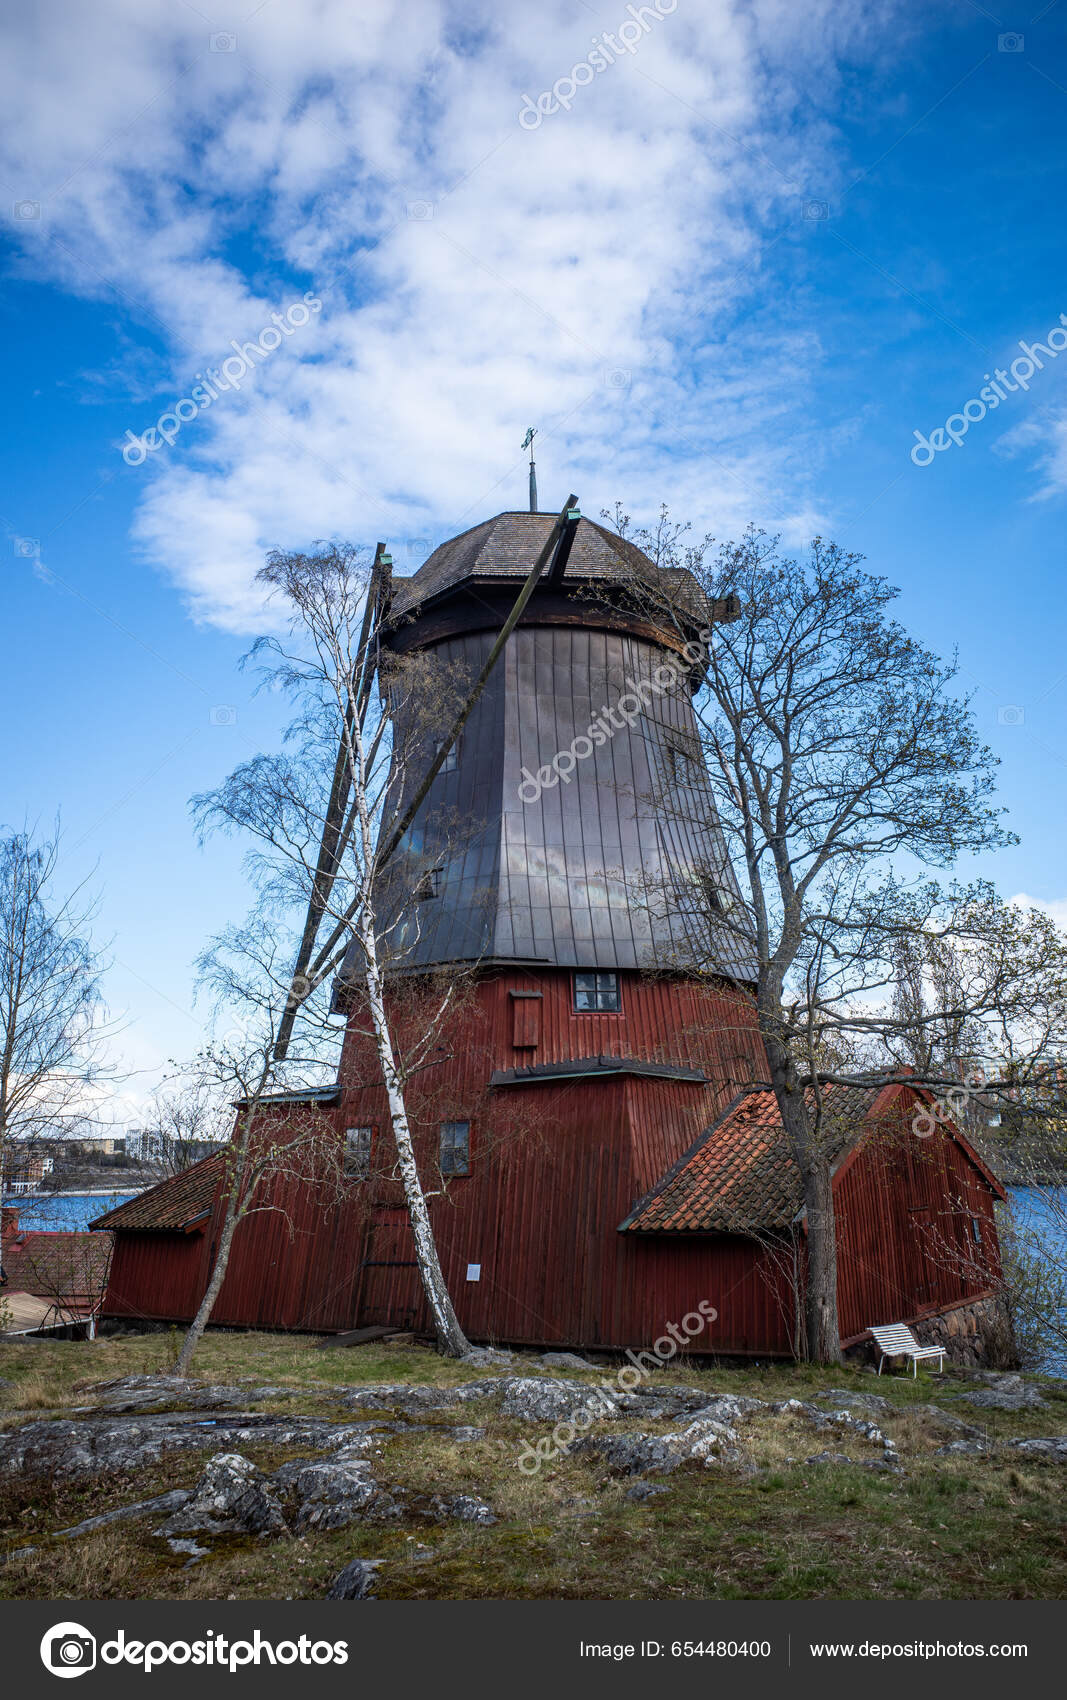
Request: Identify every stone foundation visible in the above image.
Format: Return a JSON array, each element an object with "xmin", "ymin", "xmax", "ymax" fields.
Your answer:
[
  {"xmin": 845, "ymin": 1295, "xmax": 1015, "ymax": 1370},
  {"xmin": 914, "ymin": 1294, "xmax": 1017, "ymax": 1369}
]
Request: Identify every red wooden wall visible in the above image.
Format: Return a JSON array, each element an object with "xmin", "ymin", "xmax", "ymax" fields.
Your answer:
[
  {"xmin": 99, "ymin": 975, "xmax": 1004, "ymax": 1355},
  {"xmin": 833, "ymin": 1085, "xmax": 1002, "ymax": 1344}
]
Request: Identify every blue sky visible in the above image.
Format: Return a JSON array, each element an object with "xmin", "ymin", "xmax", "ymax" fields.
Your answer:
[{"xmin": 2, "ymin": 0, "xmax": 1066, "ymax": 1115}]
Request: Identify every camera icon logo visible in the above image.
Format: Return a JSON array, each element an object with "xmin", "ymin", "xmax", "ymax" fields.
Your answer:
[
  {"xmin": 406, "ymin": 201, "xmax": 435, "ymax": 220},
  {"xmin": 210, "ymin": 32, "xmax": 237, "ymax": 51},
  {"xmin": 604, "ymin": 367, "xmax": 632, "ymax": 390},
  {"xmin": 802, "ymin": 199, "xmax": 830, "ymax": 220},
  {"xmin": 209, "ymin": 704, "xmax": 237, "ymax": 726},
  {"xmin": 15, "ymin": 538, "xmax": 40, "ymax": 558},
  {"xmin": 13, "ymin": 200, "xmax": 41, "ymax": 220},
  {"xmin": 40, "ymin": 1623, "xmax": 96, "ymax": 1679},
  {"xmin": 998, "ymin": 32, "xmax": 1024, "ymax": 52},
  {"xmin": 997, "ymin": 704, "xmax": 1024, "ymax": 726}
]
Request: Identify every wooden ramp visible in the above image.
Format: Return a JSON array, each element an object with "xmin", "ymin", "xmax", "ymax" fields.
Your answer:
[{"xmin": 313, "ymin": 1325, "xmax": 406, "ymax": 1350}]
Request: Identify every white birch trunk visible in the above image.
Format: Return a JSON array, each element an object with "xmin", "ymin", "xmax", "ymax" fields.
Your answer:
[{"xmin": 356, "ymin": 901, "xmax": 470, "ymax": 1356}]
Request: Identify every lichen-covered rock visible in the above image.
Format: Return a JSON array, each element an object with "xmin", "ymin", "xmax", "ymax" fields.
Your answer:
[
  {"xmin": 686, "ymin": 1394, "xmax": 765, "ymax": 1426},
  {"xmin": 499, "ymin": 1377, "xmax": 607, "ymax": 1423},
  {"xmin": 273, "ymin": 1450, "xmax": 392, "ymax": 1532},
  {"xmin": 814, "ymin": 1389, "xmax": 892, "ymax": 1416},
  {"xmin": 78, "ymin": 1375, "xmax": 303, "ymax": 1413},
  {"xmin": 1007, "ymin": 1436, "xmax": 1067, "ymax": 1459},
  {"xmin": 53, "ymin": 1489, "xmax": 192, "ymax": 1542},
  {"xmin": 773, "ymin": 1398, "xmax": 898, "ymax": 1459},
  {"xmin": 342, "ymin": 1384, "xmax": 466, "ymax": 1414},
  {"xmin": 432, "ymin": 1493, "xmax": 496, "ymax": 1526},
  {"xmin": 540, "ymin": 1352, "xmax": 596, "ymax": 1371},
  {"xmin": 625, "ymin": 1479, "xmax": 672, "ymax": 1502},
  {"xmin": 155, "ymin": 1453, "xmax": 287, "ymax": 1539},
  {"xmin": 0, "ymin": 1410, "xmax": 377, "ymax": 1479},
  {"xmin": 575, "ymin": 1415, "xmax": 736, "ymax": 1476},
  {"xmin": 949, "ymin": 1383, "xmax": 1046, "ymax": 1412},
  {"xmin": 326, "ymin": 1558, "xmax": 382, "ymax": 1600},
  {"xmin": 577, "ymin": 1433, "xmax": 683, "ymax": 1475},
  {"xmin": 460, "ymin": 1347, "xmax": 513, "ymax": 1368},
  {"xmin": 912, "ymin": 1405, "xmax": 988, "ymax": 1443},
  {"xmin": 342, "ymin": 1379, "xmax": 513, "ymax": 1415}
]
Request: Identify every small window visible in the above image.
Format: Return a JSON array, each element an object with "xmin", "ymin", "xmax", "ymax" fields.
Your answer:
[
  {"xmin": 970, "ymin": 1216, "xmax": 982, "ymax": 1245},
  {"xmin": 415, "ymin": 865, "xmax": 444, "ymax": 900},
  {"xmin": 574, "ymin": 971, "xmax": 621, "ymax": 1012},
  {"xmin": 697, "ymin": 872, "xmax": 735, "ymax": 915},
  {"xmin": 435, "ymin": 738, "xmax": 459, "ymax": 774},
  {"xmin": 987, "ymin": 1112, "xmax": 1001, "ymax": 1128},
  {"xmin": 665, "ymin": 741, "xmax": 700, "ymax": 784},
  {"xmin": 439, "ymin": 1120, "xmax": 470, "ymax": 1176},
  {"xmin": 344, "ymin": 1126, "xmax": 373, "ymax": 1180}
]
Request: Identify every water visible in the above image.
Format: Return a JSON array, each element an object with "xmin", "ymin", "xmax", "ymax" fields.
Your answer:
[
  {"xmin": 2, "ymin": 1192, "xmax": 137, "ymax": 1231},
  {"xmin": 1005, "ymin": 1185, "xmax": 1067, "ymax": 1376}
]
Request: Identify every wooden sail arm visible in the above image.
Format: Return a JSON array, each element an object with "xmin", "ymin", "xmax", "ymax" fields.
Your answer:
[
  {"xmin": 273, "ymin": 543, "xmax": 391, "ymax": 1059},
  {"xmin": 373, "ymin": 496, "xmax": 580, "ymax": 873},
  {"xmin": 302, "ymin": 497, "xmax": 581, "ymax": 989}
]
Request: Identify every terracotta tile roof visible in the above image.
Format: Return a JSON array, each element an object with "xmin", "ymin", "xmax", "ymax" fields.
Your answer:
[
  {"xmin": 89, "ymin": 1152, "xmax": 224, "ymax": 1233},
  {"xmin": 2, "ymin": 1231, "xmax": 112, "ymax": 1309},
  {"xmin": 620, "ymin": 1084, "xmax": 885, "ymax": 1234}
]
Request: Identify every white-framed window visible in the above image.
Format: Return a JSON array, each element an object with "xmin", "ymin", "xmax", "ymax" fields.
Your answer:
[{"xmin": 343, "ymin": 1126, "xmax": 373, "ymax": 1180}]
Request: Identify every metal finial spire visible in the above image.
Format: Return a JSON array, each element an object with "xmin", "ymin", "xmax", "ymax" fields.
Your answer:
[{"xmin": 522, "ymin": 427, "xmax": 538, "ymax": 513}]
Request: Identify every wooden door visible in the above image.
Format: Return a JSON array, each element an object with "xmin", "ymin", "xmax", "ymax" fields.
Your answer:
[{"xmin": 357, "ymin": 1208, "xmax": 428, "ymax": 1330}]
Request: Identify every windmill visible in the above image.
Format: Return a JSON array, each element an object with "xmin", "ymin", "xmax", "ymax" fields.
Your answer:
[{"xmin": 273, "ymin": 496, "xmax": 582, "ymax": 1056}]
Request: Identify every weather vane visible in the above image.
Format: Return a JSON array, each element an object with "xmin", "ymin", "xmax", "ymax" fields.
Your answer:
[{"xmin": 522, "ymin": 426, "xmax": 538, "ymax": 513}]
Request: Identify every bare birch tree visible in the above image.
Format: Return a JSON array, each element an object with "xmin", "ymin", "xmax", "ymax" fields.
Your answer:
[{"xmin": 192, "ymin": 544, "xmax": 474, "ymax": 1356}]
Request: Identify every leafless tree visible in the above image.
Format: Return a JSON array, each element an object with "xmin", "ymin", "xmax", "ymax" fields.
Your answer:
[
  {"xmin": 0, "ymin": 823, "xmax": 113, "ymax": 1205},
  {"xmin": 171, "ymin": 921, "xmax": 348, "ymax": 1376},
  {"xmin": 191, "ymin": 543, "xmax": 480, "ymax": 1357},
  {"xmin": 136, "ymin": 1076, "xmax": 231, "ymax": 1179},
  {"xmin": 608, "ymin": 512, "xmax": 1048, "ymax": 1361}
]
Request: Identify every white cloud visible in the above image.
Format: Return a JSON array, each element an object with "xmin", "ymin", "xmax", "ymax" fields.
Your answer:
[
  {"xmin": 2, "ymin": 0, "xmax": 897, "ymax": 628},
  {"xmin": 997, "ymin": 412, "xmax": 1067, "ymax": 501},
  {"xmin": 1010, "ymin": 893, "xmax": 1067, "ymax": 933}
]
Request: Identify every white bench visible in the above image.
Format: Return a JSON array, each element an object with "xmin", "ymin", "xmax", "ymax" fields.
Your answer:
[{"xmin": 869, "ymin": 1322, "xmax": 946, "ymax": 1377}]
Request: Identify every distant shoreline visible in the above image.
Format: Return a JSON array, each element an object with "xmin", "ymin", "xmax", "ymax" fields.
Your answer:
[{"xmin": 2, "ymin": 1188, "xmax": 145, "ymax": 1203}]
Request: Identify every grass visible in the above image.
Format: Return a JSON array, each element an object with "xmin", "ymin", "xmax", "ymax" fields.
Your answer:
[{"xmin": 1, "ymin": 1330, "xmax": 1065, "ymax": 1601}]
